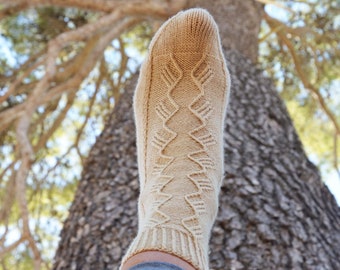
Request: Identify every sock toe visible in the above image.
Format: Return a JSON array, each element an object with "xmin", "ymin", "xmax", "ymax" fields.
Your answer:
[{"xmin": 151, "ymin": 8, "xmax": 220, "ymax": 55}]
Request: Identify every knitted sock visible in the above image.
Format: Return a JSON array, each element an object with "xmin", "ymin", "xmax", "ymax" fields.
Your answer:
[{"xmin": 122, "ymin": 8, "xmax": 230, "ymax": 270}]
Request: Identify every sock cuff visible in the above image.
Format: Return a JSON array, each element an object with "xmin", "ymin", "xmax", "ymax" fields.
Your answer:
[{"xmin": 122, "ymin": 227, "xmax": 209, "ymax": 270}]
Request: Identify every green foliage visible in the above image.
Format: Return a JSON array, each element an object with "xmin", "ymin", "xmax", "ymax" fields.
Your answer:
[
  {"xmin": 122, "ymin": 22, "xmax": 154, "ymax": 55},
  {"xmin": 287, "ymin": 99, "xmax": 339, "ymax": 170},
  {"xmin": 259, "ymin": 0, "xmax": 340, "ymax": 173}
]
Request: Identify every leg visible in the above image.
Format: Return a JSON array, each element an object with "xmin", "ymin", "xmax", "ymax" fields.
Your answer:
[
  {"xmin": 120, "ymin": 8, "xmax": 230, "ymax": 270},
  {"xmin": 122, "ymin": 251, "xmax": 195, "ymax": 270}
]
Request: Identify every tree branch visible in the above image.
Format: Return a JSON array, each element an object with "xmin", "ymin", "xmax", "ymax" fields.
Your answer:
[
  {"xmin": 0, "ymin": 50, "xmax": 45, "ymax": 105},
  {"xmin": 0, "ymin": 169, "xmax": 16, "ymax": 224},
  {"xmin": 0, "ymin": 0, "xmax": 186, "ymax": 17},
  {"xmin": 264, "ymin": 12, "xmax": 340, "ymax": 137},
  {"xmin": 0, "ymin": 236, "xmax": 27, "ymax": 260},
  {"xmin": 0, "ymin": 1, "xmax": 179, "ymax": 129},
  {"xmin": 33, "ymin": 92, "xmax": 76, "ymax": 153}
]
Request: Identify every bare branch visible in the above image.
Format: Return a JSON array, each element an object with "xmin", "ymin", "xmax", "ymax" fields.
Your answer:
[
  {"xmin": 33, "ymin": 92, "xmax": 76, "ymax": 152},
  {"xmin": 14, "ymin": 149, "xmax": 43, "ymax": 269},
  {"xmin": 264, "ymin": 12, "xmax": 340, "ymax": 137},
  {"xmin": 0, "ymin": 168, "xmax": 16, "ymax": 223},
  {"xmin": 255, "ymin": 0, "xmax": 293, "ymax": 12},
  {"xmin": 0, "ymin": 236, "xmax": 26, "ymax": 260},
  {"xmin": 0, "ymin": 51, "xmax": 45, "ymax": 105},
  {"xmin": 0, "ymin": 0, "xmax": 186, "ymax": 17},
  {"xmin": 73, "ymin": 61, "xmax": 103, "ymax": 156}
]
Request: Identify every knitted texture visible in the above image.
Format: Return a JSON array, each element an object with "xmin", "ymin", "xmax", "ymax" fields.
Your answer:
[{"xmin": 121, "ymin": 9, "xmax": 230, "ymax": 270}]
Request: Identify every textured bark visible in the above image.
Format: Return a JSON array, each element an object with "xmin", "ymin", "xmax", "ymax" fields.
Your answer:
[
  {"xmin": 53, "ymin": 49, "xmax": 340, "ymax": 269},
  {"xmin": 53, "ymin": 1, "xmax": 340, "ymax": 269},
  {"xmin": 188, "ymin": 0, "xmax": 263, "ymax": 62}
]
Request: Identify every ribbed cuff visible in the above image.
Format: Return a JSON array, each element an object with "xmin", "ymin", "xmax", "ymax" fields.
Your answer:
[{"xmin": 122, "ymin": 227, "xmax": 209, "ymax": 270}]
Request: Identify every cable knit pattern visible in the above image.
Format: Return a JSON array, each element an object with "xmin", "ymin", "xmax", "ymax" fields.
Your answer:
[{"xmin": 121, "ymin": 9, "xmax": 230, "ymax": 270}]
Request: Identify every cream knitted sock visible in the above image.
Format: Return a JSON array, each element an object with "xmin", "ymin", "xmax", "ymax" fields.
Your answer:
[{"xmin": 122, "ymin": 8, "xmax": 230, "ymax": 270}]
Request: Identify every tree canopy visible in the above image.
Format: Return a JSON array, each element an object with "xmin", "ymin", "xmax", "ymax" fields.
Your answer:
[{"xmin": 0, "ymin": 0, "xmax": 339, "ymax": 269}]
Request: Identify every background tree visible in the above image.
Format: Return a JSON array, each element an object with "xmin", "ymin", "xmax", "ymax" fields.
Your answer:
[{"xmin": 0, "ymin": 0, "xmax": 339, "ymax": 269}]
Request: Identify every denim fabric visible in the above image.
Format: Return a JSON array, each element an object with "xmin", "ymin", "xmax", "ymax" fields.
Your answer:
[{"xmin": 128, "ymin": 261, "xmax": 184, "ymax": 270}]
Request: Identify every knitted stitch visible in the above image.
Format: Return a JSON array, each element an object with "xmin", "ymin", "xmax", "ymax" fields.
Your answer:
[{"xmin": 121, "ymin": 8, "xmax": 230, "ymax": 270}]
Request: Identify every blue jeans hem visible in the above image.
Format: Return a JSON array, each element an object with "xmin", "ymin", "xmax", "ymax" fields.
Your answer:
[{"xmin": 128, "ymin": 261, "xmax": 184, "ymax": 270}]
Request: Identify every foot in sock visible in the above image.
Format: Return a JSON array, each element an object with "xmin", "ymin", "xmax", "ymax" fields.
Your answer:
[{"xmin": 121, "ymin": 8, "xmax": 230, "ymax": 270}]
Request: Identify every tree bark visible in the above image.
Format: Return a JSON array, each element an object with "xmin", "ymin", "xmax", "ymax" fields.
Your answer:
[
  {"xmin": 53, "ymin": 1, "xmax": 340, "ymax": 269},
  {"xmin": 188, "ymin": 0, "xmax": 263, "ymax": 62}
]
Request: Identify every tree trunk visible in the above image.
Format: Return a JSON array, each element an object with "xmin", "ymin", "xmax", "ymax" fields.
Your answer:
[
  {"xmin": 53, "ymin": 1, "xmax": 340, "ymax": 269},
  {"xmin": 188, "ymin": 0, "xmax": 263, "ymax": 62}
]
